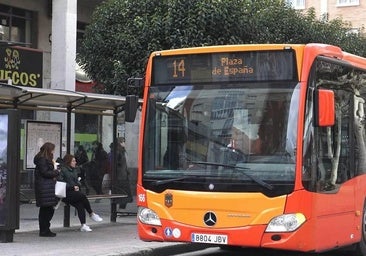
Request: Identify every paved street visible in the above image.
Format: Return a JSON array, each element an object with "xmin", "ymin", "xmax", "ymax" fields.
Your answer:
[
  {"xmin": 2, "ymin": 198, "xmax": 206, "ymax": 256},
  {"xmin": 3, "ymin": 197, "xmax": 355, "ymax": 256}
]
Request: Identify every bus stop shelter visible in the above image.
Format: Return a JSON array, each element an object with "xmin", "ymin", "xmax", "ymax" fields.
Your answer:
[
  {"xmin": 0, "ymin": 82, "xmax": 129, "ymax": 153},
  {"xmin": 0, "ymin": 82, "xmax": 139, "ymax": 237}
]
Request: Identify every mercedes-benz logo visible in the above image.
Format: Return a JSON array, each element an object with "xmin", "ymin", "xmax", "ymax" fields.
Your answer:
[{"xmin": 203, "ymin": 211, "xmax": 217, "ymax": 226}]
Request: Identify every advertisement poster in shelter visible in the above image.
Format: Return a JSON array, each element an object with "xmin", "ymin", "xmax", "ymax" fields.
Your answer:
[
  {"xmin": 0, "ymin": 114, "xmax": 8, "ymax": 225},
  {"xmin": 25, "ymin": 121, "xmax": 62, "ymax": 169}
]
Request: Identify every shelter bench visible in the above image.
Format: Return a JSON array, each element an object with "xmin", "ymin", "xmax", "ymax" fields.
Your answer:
[{"xmin": 63, "ymin": 194, "xmax": 127, "ymax": 227}]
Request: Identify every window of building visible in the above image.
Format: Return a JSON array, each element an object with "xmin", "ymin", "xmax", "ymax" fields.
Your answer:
[
  {"xmin": 286, "ymin": 0, "xmax": 305, "ymax": 9},
  {"xmin": 0, "ymin": 4, "xmax": 35, "ymax": 47},
  {"xmin": 337, "ymin": 0, "xmax": 360, "ymax": 6}
]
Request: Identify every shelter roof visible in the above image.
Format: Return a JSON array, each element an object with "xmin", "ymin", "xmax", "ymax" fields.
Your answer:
[{"xmin": 0, "ymin": 83, "xmax": 133, "ymax": 115}]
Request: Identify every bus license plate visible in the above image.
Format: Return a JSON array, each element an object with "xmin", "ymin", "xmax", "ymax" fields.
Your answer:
[{"xmin": 191, "ymin": 233, "xmax": 228, "ymax": 244}]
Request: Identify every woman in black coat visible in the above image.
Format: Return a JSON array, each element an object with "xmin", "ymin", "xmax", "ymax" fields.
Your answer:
[
  {"xmin": 34, "ymin": 142, "xmax": 60, "ymax": 237},
  {"xmin": 90, "ymin": 141, "xmax": 109, "ymax": 194},
  {"xmin": 109, "ymin": 138, "xmax": 132, "ymax": 209}
]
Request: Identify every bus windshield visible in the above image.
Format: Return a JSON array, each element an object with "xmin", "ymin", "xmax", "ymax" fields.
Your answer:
[{"xmin": 142, "ymin": 81, "xmax": 299, "ymax": 196}]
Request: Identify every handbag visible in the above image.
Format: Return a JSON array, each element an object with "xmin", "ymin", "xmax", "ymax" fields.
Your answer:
[
  {"xmin": 55, "ymin": 181, "xmax": 67, "ymax": 198},
  {"xmin": 102, "ymin": 173, "xmax": 111, "ymax": 191}
]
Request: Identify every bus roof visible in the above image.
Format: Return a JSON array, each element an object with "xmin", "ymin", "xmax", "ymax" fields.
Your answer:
[{"xmin": 150, "ymin": 44, "xmax": 308, "ymax": 56}]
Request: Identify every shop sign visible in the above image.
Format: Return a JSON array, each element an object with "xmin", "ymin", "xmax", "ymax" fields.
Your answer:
[{"xmin": 0, "ymin": 47, "xmax": 43, "ymax": 88}]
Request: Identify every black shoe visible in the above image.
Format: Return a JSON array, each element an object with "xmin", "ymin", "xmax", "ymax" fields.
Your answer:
[{"xmin": 39, "ymin": 231, "xmax": 56, "ymax": 237}]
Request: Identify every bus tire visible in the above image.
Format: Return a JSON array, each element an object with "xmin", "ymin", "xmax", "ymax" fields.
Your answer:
[
  {"xmin": 219, "ymin": 245, "xmax": 242, "ymax": 251},
  {"xmin": 355, "ymin": 201, "xmax": 366, "ymax": 256}
]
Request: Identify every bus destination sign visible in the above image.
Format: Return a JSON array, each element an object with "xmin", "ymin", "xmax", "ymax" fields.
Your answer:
[{"xmin": 152, "ymin": 50, "xmax": 296, "ymax": 85}]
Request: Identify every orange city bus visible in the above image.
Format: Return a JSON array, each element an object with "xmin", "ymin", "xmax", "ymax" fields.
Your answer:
[{"xmin": 133, "ymin": 44, "xmax": 366, "ymax": 254}]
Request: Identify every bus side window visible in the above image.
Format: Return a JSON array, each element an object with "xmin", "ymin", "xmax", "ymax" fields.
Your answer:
[
  {"xmin": 303, "ymin": 60, "xmax": 366, "ymax": 192},
  {"xmin": 316, "ymin": 90, "xmax": 352, "ymax": 192},
  {"xmin": 354, "ymin": 94, "xmax": 366, "ymax": 175}
]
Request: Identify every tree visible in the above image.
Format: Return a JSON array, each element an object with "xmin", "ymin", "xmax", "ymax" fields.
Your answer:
[{"xmin": 79, "ymin": 0, "xmax": 366, "ymax": 96}]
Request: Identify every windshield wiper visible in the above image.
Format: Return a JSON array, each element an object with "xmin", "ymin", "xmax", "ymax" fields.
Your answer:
[
  {"xmin": 151, "ymin": 175, "xmax": 200, "ymax": 186},
  {"xmin": 190, "ymin": 161, "xmax": 274, "ymax": 190}
]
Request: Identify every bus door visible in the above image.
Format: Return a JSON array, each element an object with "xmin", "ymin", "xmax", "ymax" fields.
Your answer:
[{"xmin": 315, "ymin": 88, "xmax": 355, "ymax": 248}]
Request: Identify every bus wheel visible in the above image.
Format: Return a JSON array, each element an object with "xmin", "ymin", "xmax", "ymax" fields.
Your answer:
[{"xmin": 356, "ymin": 202, "xmax": 366, "ymax": 256}]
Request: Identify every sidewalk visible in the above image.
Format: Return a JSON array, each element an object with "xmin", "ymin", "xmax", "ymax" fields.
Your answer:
[{"xmin": 3, "ymin": 198, "xmax": 207, "ymax": 256}]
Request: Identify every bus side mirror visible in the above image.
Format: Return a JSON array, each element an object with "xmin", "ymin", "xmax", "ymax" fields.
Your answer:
[
  {"xmin": 125, "ymin": 77, "xmax": 144, "ymax": 122},
  {"xmin": 125, "ymin": 95, "xmax": 139, "ymax": 122},
  {"xmin": 314, "ymin": 89, "xmax": 335, "ymax": 127}
]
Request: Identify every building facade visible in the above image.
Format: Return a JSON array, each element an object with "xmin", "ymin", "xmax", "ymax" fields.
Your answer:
[
  {"xmin": 287, "ymin": 0, "xmax": 365, "ymax": 32},
  {"xmin": 0, "ymin": 0, "xmax": 139, "ymax": 199},
  {"xmin": 0, "ymin": 0, "xmax": 102, "ymax": 89}
]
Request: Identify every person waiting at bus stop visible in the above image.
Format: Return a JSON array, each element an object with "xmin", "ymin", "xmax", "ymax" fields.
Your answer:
[
  {"xmin": 59, "ymin": 154, "xmax": 103, "ymax": 232},
  {"xmin": 34, "ymin": 142, "xmax": 60, "ymax": 237},
  {"xmin": 75, "ymin": 145, "xmax": 90, "ymax": 194},
  {"xmin": 108, "ymin": 137, "xmax": 133, "ymax": 209},
  {"xmin": 89, "ymin": 141, "xmax": 109, "ymax": 195}
]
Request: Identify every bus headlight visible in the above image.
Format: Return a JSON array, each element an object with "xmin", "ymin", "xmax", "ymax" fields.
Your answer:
[
  {"xmin": 138, "ymin": 207, "xmax": 162, "ymax": 226},
  {"xmin": 265, "ymin": 213, "xmax": 306, "ymax": 232}
]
